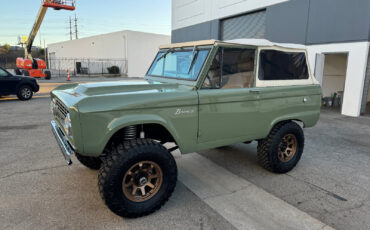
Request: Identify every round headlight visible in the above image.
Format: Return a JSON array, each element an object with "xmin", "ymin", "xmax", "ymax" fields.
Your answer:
[
  {"xmin": 50, "ymin": 99, "xmax": 56, "ymax": 115},
  {"xmin": 64, "ymin": 113, "xmax": 72, "ymax": 137}
]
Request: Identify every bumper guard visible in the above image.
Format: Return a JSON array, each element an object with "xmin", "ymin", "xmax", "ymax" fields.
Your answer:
[{"xmin": 51, "ymin": 120, "xmax": 74, "ymax": 165}]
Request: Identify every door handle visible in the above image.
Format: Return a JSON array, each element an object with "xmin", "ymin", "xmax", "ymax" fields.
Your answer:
[{"xmin": 250, "ymin": 89, "xmax": 261, "ymax": 94}]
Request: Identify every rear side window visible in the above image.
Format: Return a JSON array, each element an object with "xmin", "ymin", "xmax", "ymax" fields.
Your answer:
[{"xmin": 258, "ymin": 50, "xmax": 309, "ymax": 80}]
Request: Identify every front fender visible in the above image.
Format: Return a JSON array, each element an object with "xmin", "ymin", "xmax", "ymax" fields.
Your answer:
[
  {"xmin": 106, "ymin": 114, "xmax": 183, "ymax": 149},
  {"xmin": 80, "ymin": 112, "xmax": 184, "ymax": 157}
]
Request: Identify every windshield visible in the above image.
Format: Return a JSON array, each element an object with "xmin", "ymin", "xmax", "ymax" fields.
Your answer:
[{"xmin": 147, "ymin": 48, "xmax": 210, "ymax": 81}]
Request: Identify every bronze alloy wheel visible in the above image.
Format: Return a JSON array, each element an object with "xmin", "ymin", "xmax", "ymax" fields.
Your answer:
[
  {"xmin": 122, "ymin": 161, "xmax": 163, "ymax": 202},
  {"xmin": 278, "ymin": 134, "xmax": 297, "ymax": 162}
]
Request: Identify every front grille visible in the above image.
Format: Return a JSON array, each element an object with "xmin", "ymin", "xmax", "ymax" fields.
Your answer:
[{"xmin": 55, "ymin": 99, "xmax": 68, "ymax": 122}]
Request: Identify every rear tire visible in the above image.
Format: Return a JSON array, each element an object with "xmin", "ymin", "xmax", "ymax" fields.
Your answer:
[
  {"xmin": 45, "ymin": 70, "xmax": 51, "ymax": 80},
  {"xmin": 98, "ymin": 139, "xmax": 177, "ymax": 218},
  {"xmin": 17, "ymin": 85, "xmax": 33, "ymax": 101},
  {"xmin": 75, "ymin": 152, "xmax": 102, "ymax": 170},
  {"xmin": 257, "ymin": 122, "xmax": 304, "ymax": 173}
]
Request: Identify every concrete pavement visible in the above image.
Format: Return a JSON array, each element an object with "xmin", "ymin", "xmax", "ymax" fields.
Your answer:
[
  {"xmin": 177, "ymin": 153, "xmax": 333, "ymax": 230},
  {"xmin": 1, "ymin": 78, "xmax": 370, "ymax": 229},
  {"xmin": 198, "ymin": 112, "xmax": 370, "ymax": 230},
  {"xmin": 0, "ymin": 98, "xmax": 235, "ymax": 230}
]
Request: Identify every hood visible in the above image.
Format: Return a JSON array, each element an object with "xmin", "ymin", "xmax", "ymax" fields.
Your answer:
[
  {"xmin": 74, "ymin": 80, "xmax": 182, "ymax": 96},
  {"xmin": 13, "ymin": 74, "xmax": 36, "ymax": 81},
  {"xmin": 51, "ymin": 79, "xmax": 197, "ymax": 113}
]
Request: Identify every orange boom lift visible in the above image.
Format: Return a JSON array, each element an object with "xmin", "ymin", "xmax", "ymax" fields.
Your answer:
[{"xmin": 16, "ymin": 0, "xmax": 76, "ymax": 79}]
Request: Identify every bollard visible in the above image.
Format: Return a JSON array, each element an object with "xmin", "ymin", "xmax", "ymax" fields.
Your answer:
[{"xmin": 67, "ymin": 69, "xmax": 70, "ymax": 81}]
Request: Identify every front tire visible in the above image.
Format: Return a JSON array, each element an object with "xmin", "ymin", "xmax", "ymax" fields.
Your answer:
[
  {"xmin": 98, "ymin": 139, "xmax": 177, "ymax": 218},
  {"xmin": 75, "ymin": 152, "xmax": 102, "ymax": 170},
  {"xmin": 17, "ymin": 85, "xmax": 33, "ymax": 101},
  {"xmin": 257, "ymin": 122, "xmax": 304, "ymax": 173}
]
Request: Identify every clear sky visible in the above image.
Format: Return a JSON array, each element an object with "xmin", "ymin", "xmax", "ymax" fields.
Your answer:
[{"xmin": 0, "ymin": 0, "xmax": 171, "ymax": 46}]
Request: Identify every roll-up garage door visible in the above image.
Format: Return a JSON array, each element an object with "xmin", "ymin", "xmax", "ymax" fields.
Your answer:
[{"xmin": 221, "ymin": 10, "xmax": 266, "ymax": 40}]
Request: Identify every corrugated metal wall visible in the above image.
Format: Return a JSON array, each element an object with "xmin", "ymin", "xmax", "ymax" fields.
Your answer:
[{"xmin": 221, "ymin": 11, "xmax": 266, "ymax": 41}]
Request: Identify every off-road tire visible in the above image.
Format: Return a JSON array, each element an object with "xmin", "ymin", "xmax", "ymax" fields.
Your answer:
[
  {"xmin": 45, "ymin": 70, "xmax": 51, "ymax": 80},
  {"xmin": 257, "ymin": 122, "xmax": 304, "ymax": 173},
  {"xmin": 98, "ymin": 139, "xmax": 177, "ymax": 218},
  {"xmin": 17, "ymin": 85, "xmax": 33, "ymax": 101},
  {"xmin": 75, "ymin": 152, "xmax": 102, "ymax": 170}
]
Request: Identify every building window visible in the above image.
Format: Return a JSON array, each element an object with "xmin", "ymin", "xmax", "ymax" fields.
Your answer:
[
  {"xmin": 202, "ymin": 48, "xmax": 255, "ymax": 89},
  {"xmin": 258, "ymin": 50, "xmax": 309, "ymax": 81}
]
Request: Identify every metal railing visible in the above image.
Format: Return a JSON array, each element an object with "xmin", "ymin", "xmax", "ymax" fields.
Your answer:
[{"xmin": 48, "ymin": 57, "xmax": 128, "ymax": 77}]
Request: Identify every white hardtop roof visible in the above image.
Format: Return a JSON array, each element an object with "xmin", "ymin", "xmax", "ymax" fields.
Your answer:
[
  {"xmin": 159, "ymin": 38, "xmax": 306, "ymax": 50},
  {"xmin": 225, "ymin": 39, "xmax": 306, "ymax": 49}
]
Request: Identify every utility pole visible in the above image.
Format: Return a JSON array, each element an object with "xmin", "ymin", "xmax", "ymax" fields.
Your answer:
[
  {"xmin": 44, "ymin": 39, "xmax": 47, "ymax": 68},
  {"xmin": 69, "ymin": 16, "xmax": 73, "ymax": 40},
  {"xmin": 39, "ymin": 30, "xmax": 42, "ymax": 48},
  {"xmin": 74, "ymin": 14, "xmax": 78, "ymax": 40}
]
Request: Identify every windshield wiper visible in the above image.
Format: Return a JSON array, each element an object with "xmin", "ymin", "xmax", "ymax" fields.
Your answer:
[
  {"xmin": 158, "ymin": 48, "xmax": 174, "ymax": 61},
  {"xmin": 187, "ymin": 46, "xmax": 199, "ymax": 74}
]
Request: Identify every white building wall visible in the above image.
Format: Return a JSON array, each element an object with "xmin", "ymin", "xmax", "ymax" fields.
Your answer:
[
  {"xmin": 125, "ymin": 31, "xmax": 171, "ymax": 77},
  {"xmin": 307, "ymin": 42, "xmax": 370, "ymax": 117},
  {"xmin": 172, "ymin": 0, "xmax": 289, "ymax": 30},
  {"xmin": 48, "ymin": 31, "xmax": 127, "ymax": 59},
  {"xmin": 48, "ymin": 30, "xmax": 170, "ymax": 77}
]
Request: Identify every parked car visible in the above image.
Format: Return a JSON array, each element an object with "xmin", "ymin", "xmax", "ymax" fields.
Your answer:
[
  {"xmin": 0, "ymin": 67, "xmax": 39, "ymax": 100},
  {"xmin": 50, "ymin": 39, "xmax": 321, "ymax": 218}
]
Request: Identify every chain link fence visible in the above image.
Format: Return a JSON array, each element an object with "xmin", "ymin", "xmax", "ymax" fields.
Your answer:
[
  {"xmin": 48, "ymin": 57, "xmax": 128, "ymax": 78},
  {"xmin": 0, "ymin": 56, "xmax": 15, "ymax": 69}
]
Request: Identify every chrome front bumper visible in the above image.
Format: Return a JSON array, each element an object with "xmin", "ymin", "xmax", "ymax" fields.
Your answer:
[{"xmin": 51, "ymin": 120, "xmax": 74, "ymax": 165}]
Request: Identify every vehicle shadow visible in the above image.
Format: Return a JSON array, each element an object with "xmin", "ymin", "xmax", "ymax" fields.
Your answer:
[{"xmin": 198, "ymin": 142, "xmax": 272, "ymax": 179}]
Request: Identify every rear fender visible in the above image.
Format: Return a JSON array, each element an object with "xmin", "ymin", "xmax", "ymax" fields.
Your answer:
[{"xmin": 269, "ymin": 110, "xmax": 320, "ymax": 132}]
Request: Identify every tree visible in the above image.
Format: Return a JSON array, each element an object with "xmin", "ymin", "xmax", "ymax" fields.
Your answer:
[
  {"xmin": 0, "ymin": 48, "xmax": 6, "ymax": 55},
  {"xmin": 3, "ymin": 44, "xmax": 11, "ymax": 52},
  {"xmin": 0, "ymin": 44, "xmax": 11, "ymax": 55},
  {"xmin": 39, "ymin": 48, "xmax": 45, "ymax": 56}
]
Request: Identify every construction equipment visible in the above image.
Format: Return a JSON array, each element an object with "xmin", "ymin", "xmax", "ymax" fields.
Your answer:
[{"xmin": 16, "ymin": 0, "xmax": 76, "ymax": 79}]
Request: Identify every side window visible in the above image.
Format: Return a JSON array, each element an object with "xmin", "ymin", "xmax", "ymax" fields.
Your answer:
[
  {"xmin": 202, "ymin": 48, "xmax": 255, "ymax": 89},
  {"xmin": 202, "ymin": 50, "xmax": 221, "ymax": 89},
  {"xmin": 258, "ymin": 50, "xmax": 309, "ymax": 80},
  {"xmin": 0, "ymin": 68, "xmax": 9, "ymax": 77}
]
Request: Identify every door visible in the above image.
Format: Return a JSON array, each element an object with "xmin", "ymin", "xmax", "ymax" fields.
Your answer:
[
  {"xmin": 0, "ymin": 68, "xmax": 18, "ymax": 94},
  {"xmin": 314, "ymin": 53, "xmax": 325, "ymax": 85},
  {"xmin": 198, "ymin": 47, "xmax": 261, "ymax": 144}
]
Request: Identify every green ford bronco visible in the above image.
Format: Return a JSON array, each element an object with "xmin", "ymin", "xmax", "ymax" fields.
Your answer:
[{"xmin": 50, "ymin": 39, "xmax": 321, "ymax": 218}]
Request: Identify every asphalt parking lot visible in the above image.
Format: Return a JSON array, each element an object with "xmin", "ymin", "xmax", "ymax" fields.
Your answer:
[{"xmin": 0, "ymin": 79, "xmax": 369, "ymax": 230}]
